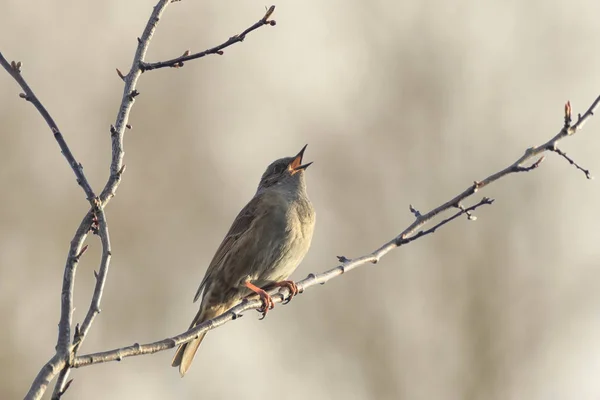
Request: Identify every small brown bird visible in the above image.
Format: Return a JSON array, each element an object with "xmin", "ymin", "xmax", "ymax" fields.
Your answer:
[{"xmin": 172, "ymin": 145, "xmax": 316, "ymax": 376}]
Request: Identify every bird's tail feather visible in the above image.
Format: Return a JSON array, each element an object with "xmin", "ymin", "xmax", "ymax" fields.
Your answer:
[{"xmin": 171, "ymin": 305, "xmax": 222, "ymax": 377}]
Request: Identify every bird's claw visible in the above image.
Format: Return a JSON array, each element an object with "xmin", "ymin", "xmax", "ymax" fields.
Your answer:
[
  {"xmin": 257, "ymin": 293, "xmax": 275, "ymax": 320},
  {"xmin": 244, "ymin": 281, "xmax": 275, "ymax": 319},
  {"xmin": 275, "ymin": 280, "xmax": 299, "ymax": 305}
]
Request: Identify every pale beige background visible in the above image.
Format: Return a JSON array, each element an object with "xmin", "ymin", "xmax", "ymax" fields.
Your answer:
[{"xmin": 2, "ymin": 1, "xmax": 600, "ymax": 399}]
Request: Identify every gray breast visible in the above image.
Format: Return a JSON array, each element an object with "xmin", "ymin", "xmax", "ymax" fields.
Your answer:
[{"xmin": 254, "ymin": 196, "xmax": 315, "ymax": 284}]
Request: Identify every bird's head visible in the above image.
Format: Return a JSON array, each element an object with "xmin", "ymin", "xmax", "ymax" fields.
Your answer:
[{"xmin": 258, "ymin": 144, "xmax": 312, "ymax": 192}]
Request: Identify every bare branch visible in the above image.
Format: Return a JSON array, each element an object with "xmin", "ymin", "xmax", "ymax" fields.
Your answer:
[
  {"xmin": 11, "ymin": 0, "xmax": 171, "ymax": 398},
  {"xmin": 552, "ymin": 148, "xmax": 593, "ymax": 179},
  {"xmin": 51, "ymin": 208, "xmax": 112, "ymax": 400},
  {"xmin": 50, "ymin": 1, "xmax": 174, "ymax": 397},
  {"xmin": 0, "ymin": 56, "xmax": 97, "ymax": 202},
  {"xmin": 98, "ymin": 1, "xmax": 173, "ymax": 205},
  {"xmin": 74, "ymin": 210, "xmax": 112, "ymax": 349},
  {"xmin": 0, "ymin": 48, "xmax": 107, "ymax": 400},
  {"xmin": 11, "ymin": 1, "xmax": 279, "ymax": 398},
  {"xmin": 53, "ymin": 4, "xmax": 280, "ymax": 390},
  {"xmin": 139, "ymin": 5, "xmax": 276, "ymax": 71},
  {"xmin": 26, "ymin": 355, "xmax": 67, "ymax": 400},
  {"xmin": 394, "ymin": 98, "xmax": 600, "ymax": 244},
  {"xmin": 24, "ymin": 212, "xmax": 92, "ymax": 400},
  {"xmin": 72, "ymin": 197, "xmax": 493, "ymax": 366},
  {"xmin": 72, "ymin": 96, "xmax": 599, "ymax": 368}
]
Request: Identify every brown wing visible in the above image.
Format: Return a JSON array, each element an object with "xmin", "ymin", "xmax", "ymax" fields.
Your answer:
[{"xmin": 193, "ymin": 195, "xmax": 262, "ymax": 302}]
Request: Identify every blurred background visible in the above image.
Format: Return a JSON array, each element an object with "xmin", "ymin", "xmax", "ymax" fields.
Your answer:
[{"xmin": 2, "ymin": 0, "xmax": 600, "ymax": 399}]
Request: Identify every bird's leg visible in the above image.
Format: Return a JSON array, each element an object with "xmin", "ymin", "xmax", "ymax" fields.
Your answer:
[
  {"xmin": 244, "ymin": 281, "xmax": 275, "ymax": 320},
  {"xmin": 272, "ymin": 280, "xmax": 299, "ymax": 305}
]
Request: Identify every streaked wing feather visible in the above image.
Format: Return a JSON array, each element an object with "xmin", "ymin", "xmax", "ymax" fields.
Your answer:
[{"xmin": 193, "ymin": 195, "xmax": 261, "ymax": 302}]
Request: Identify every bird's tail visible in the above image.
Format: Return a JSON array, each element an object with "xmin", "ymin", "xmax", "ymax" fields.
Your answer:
[{"xmin": 171, "ymin": 304, "xmax": 223, "ymax": 377}]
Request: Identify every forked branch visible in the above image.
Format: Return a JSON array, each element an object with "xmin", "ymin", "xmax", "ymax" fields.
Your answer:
[
  {"xmin": 0, "ymin": 2, "xmax": 278, "ymax": 400},
  {"xmin": 139, "ymin": 6, "xmax": 276, "ymax": 71}
]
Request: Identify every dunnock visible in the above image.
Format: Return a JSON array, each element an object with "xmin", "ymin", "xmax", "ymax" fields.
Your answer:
[{"xmin": 172, "ymin": 145, "xmax": 315, "ymax": 376}]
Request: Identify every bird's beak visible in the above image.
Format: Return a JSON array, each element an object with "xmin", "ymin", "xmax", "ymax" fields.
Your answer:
[{"xmin": 289, "ymin": 144, "xmax": 312, "ymax": 174}]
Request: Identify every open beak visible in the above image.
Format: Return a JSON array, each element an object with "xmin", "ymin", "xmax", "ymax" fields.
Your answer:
[{"xmin": 289, "ymin": 144, "xmax": 312, "ymax": 174}]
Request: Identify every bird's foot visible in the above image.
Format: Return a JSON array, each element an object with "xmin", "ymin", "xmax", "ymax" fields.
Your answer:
[
  {"xmin": 244, "ymin": 281, "xmax": 275, "ymax": 320},
  {"xmin": 273, "ymin": 280, "xmax": 299, "ymax": 305}
]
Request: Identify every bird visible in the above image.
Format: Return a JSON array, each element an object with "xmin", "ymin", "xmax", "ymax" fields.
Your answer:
[{"xmin": 171, "ymin": 145, "xmax": 316, "ymax": 376}]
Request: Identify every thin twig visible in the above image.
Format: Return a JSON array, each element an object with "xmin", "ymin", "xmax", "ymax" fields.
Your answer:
[
  {"xmin": 552, "ymin": 148, "xmax": 593, "ymax": 179},
  {"xmin": 0, "ymin": 57, "xmax": 97, "ymax": 202},
  {"xmin": 72, "ymin": 96, "xmax": 600, "ymax": 368},
  {"xmin": 392, "ymin": 97, "xmax": 600, "ymax": 244},
  {"xmin": 140, "ymin": 5, "xmax": 276, "ymax": 71},
  {"xmin": 74, "ymin": 210, "xmax": 112, "ymax": 349}
]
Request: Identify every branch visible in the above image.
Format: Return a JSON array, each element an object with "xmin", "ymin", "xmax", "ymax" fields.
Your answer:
[
  {"xmin": 71, "ymin": 197, "xmax": 490, "ymax": 366},
  {"xmin": 50, "ymin": 1, "xmax": 174, "ymax": 398},
  {"xmin": 139, "ymin": 5, "xmax": 276, "ymax": 71},
  {"xmin": 4, "ymin": 1, "xmax": 279, "ymax": 399},
  {"xmin": 393, "ymin": 97, "xmax": 599, "ymax": 243},
  {"xmin": 55, "ymin": 7, "xmax": 280, "ymax": 392},
  {"xmin": 55, "ymin": 4, "xmax": 279, "ymax": 394},
  {"xmin": 0, "ymin": 58, "xmax": 97, "ymax": 202},
  {"xmin": 51, "ymin": 208, "xmax": 111, "ymax": 400},
  {"xmin": 71, "ymin": 95, "xmax": 599, "ymax": 367},
  {"xmin": 0, "ymin": 40, "xmax": 101, "ymax": 400},
  {"xmin": 552, "ymin": 147, "xmax": 593, "ymax": 179}
]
